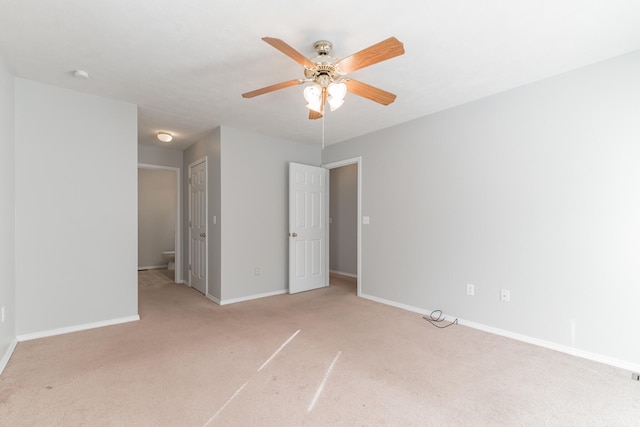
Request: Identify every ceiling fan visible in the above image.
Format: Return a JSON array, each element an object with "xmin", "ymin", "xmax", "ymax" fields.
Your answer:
[{"xmin": 242, "ymin": 37, "xmax": 405, "ymax": 120}]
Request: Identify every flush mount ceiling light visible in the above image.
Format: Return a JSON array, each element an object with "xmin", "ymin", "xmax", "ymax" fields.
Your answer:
[
  {"xmin": 157, "ymin": 132, "xmax": 173, "ymax": 143},
  {"xmin": 242, "ymin": 37, "xmax": 404, "ymax": 119}
]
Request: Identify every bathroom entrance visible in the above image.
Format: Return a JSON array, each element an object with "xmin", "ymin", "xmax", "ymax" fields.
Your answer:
[{"xmin": 138, "ymin": 164, "xmax": 182, "ymax": 282}]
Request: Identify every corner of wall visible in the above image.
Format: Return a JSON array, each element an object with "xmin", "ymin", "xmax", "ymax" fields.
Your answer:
[{"xmin": 0, "ymin": 52, "xmax": 17, "ymax": 373}]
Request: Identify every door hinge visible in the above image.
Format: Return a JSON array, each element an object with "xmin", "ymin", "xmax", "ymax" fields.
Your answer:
[{"xmin": 189, "ymin": 264, "xmax": 192, "ymax": 271}]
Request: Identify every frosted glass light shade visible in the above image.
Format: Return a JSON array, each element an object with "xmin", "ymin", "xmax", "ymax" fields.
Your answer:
[
  {"xmin": 327, "ymin": 82, "xmax": 347, "ymax": 111},
  {"xmin": 327, "ymin": 82, "xmax": 347, "ymax": 100},
  {"xmin": 304, "ymin": 85, "xmax": 322, "ymax": 113},
  {"xmin": 157, "ymin": 132, "xmax": 173, "ymax": 143}
]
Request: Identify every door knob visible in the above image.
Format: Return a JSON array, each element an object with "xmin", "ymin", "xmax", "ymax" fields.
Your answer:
[
  {"xmin": 200, "ymin": 233, "xmax": 206, "ymax": 238},
  {"xmin": 290, "ymin": 232, "xmax": 298, "ymax": 237}
]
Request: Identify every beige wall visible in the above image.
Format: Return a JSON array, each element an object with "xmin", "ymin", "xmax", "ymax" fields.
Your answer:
[
  {"xmin": 138, "ymin": 168, "xmax": 176, "ymax": 268},
  {"xmin": 330, "ymin": 164, "xmax": 358, "ymax": 276}
]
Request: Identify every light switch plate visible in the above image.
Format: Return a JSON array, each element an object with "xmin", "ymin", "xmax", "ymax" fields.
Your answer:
[{"xmin": 362, "ymin": 216, "xmax": 370, "ymax": 224}]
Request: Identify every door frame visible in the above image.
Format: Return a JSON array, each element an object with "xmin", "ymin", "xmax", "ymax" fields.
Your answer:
[
  {"xmin": 138, "ymin": 163, "xmax": 182, "ymax": 283},
  {"xmin": 188, "ymin": 156, "xmax": 208, "ymax": 295},
  {"xmin": 322, "ymin": 156, "xmax": 362, "ymax": 296}
]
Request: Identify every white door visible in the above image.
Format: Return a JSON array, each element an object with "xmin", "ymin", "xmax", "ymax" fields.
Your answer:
[
  {"xmin": 189, "ymin": 159, "xmax": 207, "ymax": 294},
  {"xmin": 289, "ymin": 162, "xmax": 328, "ymax": 293}
]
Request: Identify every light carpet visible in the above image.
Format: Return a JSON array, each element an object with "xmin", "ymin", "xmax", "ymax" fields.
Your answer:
[{"xmin": 0, "ymin": 270, "xmax": 638, "ymax": 426}]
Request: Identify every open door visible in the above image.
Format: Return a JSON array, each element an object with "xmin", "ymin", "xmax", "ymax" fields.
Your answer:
[{"xmin": 289, "ymin": 162, "xmax": 328, "ymax": 293}]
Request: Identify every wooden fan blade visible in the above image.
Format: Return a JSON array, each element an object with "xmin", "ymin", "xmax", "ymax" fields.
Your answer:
[
  {"xmin": 262, "ymin": 37, "xmax": 316, "ymax": 69},
  {"xmin": 336, "ymin": 37, "xmax": 404, "ymax": 74},
  {"xmin": 242, "ymin": 79, "xmax": 304, "ymax": 98},
  {"xmin": 309, "ymin": 110, "xmax": 323, "ymax": 120},
  {"xmin": 344, "ymin": 79, "xmax": 397, "ymax": 105}
]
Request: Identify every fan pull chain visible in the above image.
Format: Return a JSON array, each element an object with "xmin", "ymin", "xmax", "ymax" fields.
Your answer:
[{"xmin": 322, "ymin": 113, "xmax": 325, "ymax": 150}]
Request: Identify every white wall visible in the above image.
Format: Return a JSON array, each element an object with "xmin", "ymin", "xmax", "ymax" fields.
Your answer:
[
  {"xmin": 329, "ymin": 164, "xmax": 358, "ymax": 276},
  {"xmin": 322, "ymin": 50, "xmax": 640, "ymax": 370},
  {"xmin": 15, "ymin": 79, "xmax": 139, "ymax": 336},
  {"xmin": 138, "ymin": 144, "xmax": 183, "ymax": 169},
  {"xmin": 138, "ymin": 169, "xmax": 176, "ymax": 268},
  {"xmin": 220, "ymin": 126, "xmax": 321, "ymax": 302},
  {"xmin": 0, "ymin": 53, "xmax": 16, "ymax": 369}
]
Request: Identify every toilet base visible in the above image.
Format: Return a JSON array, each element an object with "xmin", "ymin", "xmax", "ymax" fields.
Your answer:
[{"xmin": 167, "ymin": 261, "xmax": 175, "ymax": 270}]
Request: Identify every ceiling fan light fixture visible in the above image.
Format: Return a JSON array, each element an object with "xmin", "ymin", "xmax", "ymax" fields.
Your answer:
[
  {"xmin": 327, "ymin": 82, "xmax": 347, "ymax": 111},
  {"xmin": 328, "ymin": 82, "xmax": 347, "ymax": 100},
  {"xmin": 328, "ymin": 97, "xmax": 344, "ymax": 112},
  {"xmin": 242, "ymin": 37, "xmax": 404, "ymax": 120},
  {"xmin": 304, "ymin": 85, "xmax": 323, "ymax": 113},
  {"xmin": 157, "ymin": 132, "xmax": 173, "ymax": 143}
]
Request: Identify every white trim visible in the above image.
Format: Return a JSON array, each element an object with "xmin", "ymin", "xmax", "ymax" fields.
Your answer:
[
  {"xmin": 0, "ymin": 338, "xmax": 18, "ymax": 375},
  {"xmin": 220, "ymin": 289, "xmax": 287, "ymax": 306},
  {"xmin": 206, "ymin": 294, "xmax": 221, "ymax": 305},
  {"xmin": 138, "ymin": 264, "xmax": 168, "ymax": 271},
  {"xmin": 458, "ymin": 319, "xmax": 640, "ymax": 373},
  {"xmin": 322, "ymin": 157, "xmax": 362, "ymax": 297},
  {"xmin": 16, "ymin": 315, "xmax": 140, "ymax": 342},
  {"xmin": 138, "ymin": 163, "xmax": 182, "ymax": 283},
  {"xmin": 360, "ymin": 293, "xmax": 640, "ymax": 373},
  {"xmin": 329, "ymin": 270, "xmax": 357, "ymax": 279}
]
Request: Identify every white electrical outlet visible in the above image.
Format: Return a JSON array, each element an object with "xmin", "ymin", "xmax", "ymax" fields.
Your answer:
[
  {"xmin": 500, "ymin": 289, "xmax": 510, "ymax": 302},
  {"xmin": 255, "ymin": 267, "xmax": 260, "ymax": 276},
  {"xmin": 466, "ymin": 284, "xmax": 474, "ymax": 296}
]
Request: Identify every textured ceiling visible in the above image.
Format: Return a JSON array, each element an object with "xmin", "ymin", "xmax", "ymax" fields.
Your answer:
[{"xmin": 1, "ymin": 1, "xmax": 639, "ymax": 150}]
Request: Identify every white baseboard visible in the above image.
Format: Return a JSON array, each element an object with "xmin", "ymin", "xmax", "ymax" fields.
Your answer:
[
  {"xmin": 330, "ymin": 270, "xmax": 357, "ymax": 279},
  {"xmin": 206, "ymin": 293, "xmax": 221, "ymax": 305},
  {"xmin": 457, "ymin": 318, "xmax": 640, "ymax": 373},
  {"xmin": 138, "ymin": 265, "xmax": 168, "ymax": 271},
  {"xmin": 360, "ymin": 293, "xmax": 640, "ymax": 374},
  {"xmin": 220, "ymin": 289, "xmax": 287, "ymax": 305},
  {"xmin": 16, "ymin": 315, "xmax": 141, "ymax": 342},
  {"xmin": 0, "ymin": 338, "xmax": 18, "ymax": 375}
]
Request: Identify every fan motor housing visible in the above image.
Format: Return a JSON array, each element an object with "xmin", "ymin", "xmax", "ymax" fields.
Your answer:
[
  {"xmin": 305, "ymin": 40, "xmax": 344, "ymax": 84},
  {"xmin": 313, "ymin": 40, "xmax": 333, "ymax": 55}
]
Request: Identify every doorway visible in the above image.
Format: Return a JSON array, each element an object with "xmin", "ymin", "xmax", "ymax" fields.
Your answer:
[
  {"xmin": 323, "ymin": 157, "xmax": 362, "ymax": 296},
  {"xmin": 137, "ymin": 164, "xmax": 182, "ymax": 283}
]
